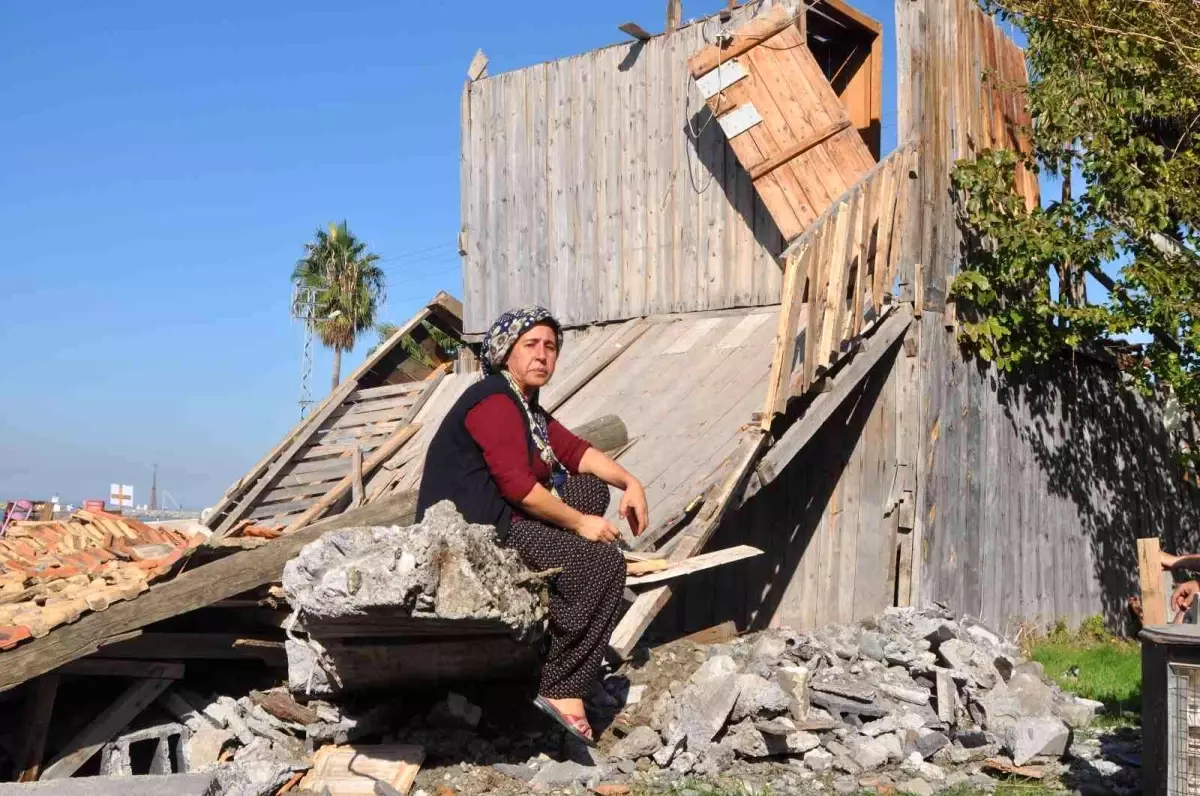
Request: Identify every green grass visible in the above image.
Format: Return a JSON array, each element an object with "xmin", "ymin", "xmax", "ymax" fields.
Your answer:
[{"xmin": 1026, "ymin": 616, "xmax": 1141, "ymax": 725}]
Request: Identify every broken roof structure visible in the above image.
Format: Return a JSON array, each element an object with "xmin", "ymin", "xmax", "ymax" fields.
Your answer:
[{"xmin": 2, "ymin": 0, "xmax": 1197, "ymax": 717}]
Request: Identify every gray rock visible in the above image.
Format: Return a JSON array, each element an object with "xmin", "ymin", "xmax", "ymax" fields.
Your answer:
[
  {"xmin": 956, "ymin": 729, "xmax": 992, "ymax": 748},
  {"xmin": 833, "ymin": 775, "xmax": 860, "ymax": 794},
  {"xmin": 670, "ymin": 750, "xmax": 696, "ymax": 774},
  {"xmin": 1005, "ymin": 716, "xmax": 1071, "ymax": 765},
  {"xmin": 1056, "ymin": 699, "xmax": 1097, "ymax": 729},
  {"xmin": 810, "ymin": 691, "xmax": 888, "ymax": 721},
  {"xmin": 1008, "ymin": 672, "xmax": 1055, "ymax": 716},
  {"xmin": 675, "ymin": 671, "xmax": 743, "ymax": 752},
  {"xmin": 896, "ymin": 711, "xmax": 928, "ymax": 731},
  {"xmin": 848, "ymin": 737, "xmax": 889, "ymax": 771},
  {"xmin": 859, "ymin": 631, "xmax": 888, "ymax": 662},
  {"xmin": 899, "ymin": 777, "xmax": 934, "ymax": 796},
  {"xmin": 752, "ymin": 634, "xmax": 788, "ymax": 663},
  {"xmin": 529, "ymin": 760, "xmax": 601, "ymax": 790},
  {"xmin": 730, "ymin": 674, "xmax": 790, "ymax": 722},
  {"xmin": 754, "ymin": 716, "xmax": 796, "ymax": 736},
  {"xmin": 690, "ymin": 654, "xmax": 739, "ymax": 685},
  {"xmin": 915, "ymin": 730, "xmax": 949, "ymax": 759},
  {"xmin": 937, "ymin": 638, "xmax": 975, "ymax": 672},
  {"xmin": 493, "ymin": 763, "xmax": 536, "ymax": 782},
  {"xmin": 811, "ymin": 679, "xmax": 877, "ymax": 702},
  {"xmin": 879, "ymin": 682, "xmax": 933, "ymax": 706},
  {"xmin": 610, "ymin": 726, "xmax": 662, "ymax": 761},
  {"xmin": 183, "ymin": 726, "xmax": 233, "ymax": 769},
  {"xmin": 969, "ymin": 773, "xmax": 999, "ymax": 793},
  {"xmin": 861, "ymin": 716, "xmax": 898, "ymax": 737},
  {"xmin": 804, "ymin": 747, "xmax": 834, "ymax": 773},
  {"xmin": 921, "ymin": 621, "xmax": 958, "ymax": 647},
  {"xmin": 978, "ymin": 681, "xmax": 1023, "ymax": 731},
  {"xmin": 694, "ymin": 743, "xmax": 735, "ymax": 778},
  {"xmin": 877, "ymin": 732, "xmax": 904, "ymax": 762},
  {"xmin": 3, "ymin": 774, "xmax": 219, "ymax": 796}
]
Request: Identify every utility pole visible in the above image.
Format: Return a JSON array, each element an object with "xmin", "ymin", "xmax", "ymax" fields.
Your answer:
[{"xmin": 292, "ymin": 285, "xmax": 318, "ymax": 419}]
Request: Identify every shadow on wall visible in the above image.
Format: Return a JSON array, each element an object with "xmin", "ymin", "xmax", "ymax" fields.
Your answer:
[
  {"xmin": 988, "ymin": 354, "xmax": 1200, "ymax": 634},
  {"xmin": 647, "ymin": 345, "xmax": 899, "ymax": 640}
]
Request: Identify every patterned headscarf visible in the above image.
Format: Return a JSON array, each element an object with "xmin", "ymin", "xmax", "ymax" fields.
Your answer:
[
  {"xmin": 480, "ymin": 306, "xmax": 563, "ymax": 376},
  {"xmin": 479, "ymin": 306, "xmax": 569, "ymax": 496}
]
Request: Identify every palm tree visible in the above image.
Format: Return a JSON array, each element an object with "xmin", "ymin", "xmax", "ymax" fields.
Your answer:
[{"xmin": 292, "ymin": 221, "xmax": 386, "ymax": 391}]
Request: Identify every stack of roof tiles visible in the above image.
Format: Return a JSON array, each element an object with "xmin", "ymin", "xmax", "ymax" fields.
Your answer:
[{"xmin": 0, "ymin": 510, "xmax": 204, "ymax": 651}]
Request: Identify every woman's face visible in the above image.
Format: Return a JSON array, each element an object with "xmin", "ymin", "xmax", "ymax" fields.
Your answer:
[{"xmin": 506, "ymin": 323, "xmax": 559, "ymax": 391}]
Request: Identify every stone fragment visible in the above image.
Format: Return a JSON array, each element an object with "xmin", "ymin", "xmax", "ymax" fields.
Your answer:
[
  {"xmin": 609, "ymin": 726, "xmax": 661, "ymax": 761},
  {"xmin": 935, "ymin": 670, "xmax": 957, "ymax": 724},
  {"xmin": 184, "ymin": 726, "xmax": 234, "ymax": 768},
  {"xmin": 803, "ymin": 747, "xmax": 833, "ymax": 773},
  {"xmin": 670, "ymin": 751, "xmax": 696, "ymax": 774},
  {"xmin": 624, "ymin": 684, "xmax": 646, "ymax": 706},
  {"xmin": 809, "ymin": 691, "xmax": 888, "ymax": 721},
  {"xmin": 694, "ymin": 743, "xmax": 735, "ymax": 778},
  {"xmin": 754, "ymin": 717, "xmax": 796, "ymax": 736},
  {"xmin": 1007, "ymin": 672, "xmax": 1055, "ymax": 716},
  {"xmin": 776, "ymin": 665, "xmax": 811, "ymax": 721},
  {"xmin": 877, "ymin": 732, "xmax": 904, "ymax": 762},
  {"xmin": 859, "ymin": 631, "xmax": 888, "ymax": 662},
  {"xmin": 955, "ymin": 730, "xmax": 992, "ymax": 748},
  {"xmin": 878, "ymin": 682, "xmax": 932, "ymax": 706},
  {"xmin": 899, "ymin": 777, "xmax": 934, "ymax": 796},
  {"xmin": 978, "ymin": 681, "xmax": 1023, "ymax": 731},
  {"xmin": 937, "ymin": 638, "xmax": 975, "ymax": 672},
  {"xmin": 897, "ymin": 711, "xmax": 928, "ymax": 731},
  {"xmin": 1005, "ymin": 717, "xmax": 1070, "ymax": 766},
  {"xmin": 915, "ymin": 730, "xmax": 950, "ymax": 759},
  {"xmin": 529, "ymin": 760, "xmax": 601, "ymax": 790},
  {"xmin": 493, "ymin": 763, "xmax": 536, "ymax": 782},
  {"xmin": 1055, "ymin": 700, "xmax": 1096, "ymax": 729},
  {"xmin": 675, "ymin": 672, "xmax": 742, "ymax": 752},
  {"xmin": 689, "ymin": 654, "xmax": 739, "ymax": 685},
  {"xmin": 811, "ymin": 679, "xmax": 877, "ymax": 702},
  {"xmin": 730, "ymin": 673, "xmax": 790, "ymax": 722},
  {"xmin": 752, "ymin": 634, "xmax": 788, "ymax": 662},
  {"xmin": 861, "ymin": 716, "xmax": 898, "ymax": 737},
  {"xmin": 848, "ymin": 737, "xmax": 889, "ymax": 771},
  {"xmin": 832, "ymin": 775, "xmax": 860, "ymax": 794}
]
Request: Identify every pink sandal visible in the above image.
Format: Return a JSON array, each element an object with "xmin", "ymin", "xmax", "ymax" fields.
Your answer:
[{"xmin": 533, "ymin": 695, "xmax": 596, "ymax": 747}]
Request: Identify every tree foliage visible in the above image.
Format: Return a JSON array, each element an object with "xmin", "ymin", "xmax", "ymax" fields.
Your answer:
[
  {"xmin": 952, "ymin": 0, "xmax": 1200, "ymax": 436},
  {"xmin": 369, "ymin": 320, "xmax": 461, "ymax": 365},
  {"xmin": 292, "ymin": 221, "xmax": 386, "ymax": 387}
]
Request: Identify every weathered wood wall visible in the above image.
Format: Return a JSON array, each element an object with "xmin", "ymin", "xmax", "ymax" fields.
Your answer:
[
  {"xmin": 897, "ymin": 0, "xmax": 1200, "ymax": 631},
  {"xmin": 460, "ymin": 4, "xmax": 783, "ymax": 334}
]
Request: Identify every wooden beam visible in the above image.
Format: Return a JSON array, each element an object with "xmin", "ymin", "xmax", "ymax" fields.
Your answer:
[
  {"xmin": 282, "ymin": 424, "xmax": 420, "ymax": 533},
  {"xmin": 746, "ymin": 304, "xmax": 912, "ymax": 499},
  {"xmin": 542, "ymin": 319, "xmax": 651, "ymax": 413},
  {"xmin": 17, "ymin": 674, "xmax": 58, "ymax": 782},
  {"xmin": 94, "ymin": 634, "xmax": 286, "ymax": 665},
  {"xmin": 609, "ymin": 430, "xmax": 767, "ymax": 658},
  {"xmin": 56, "ymin": 659, "xmax": 185, "ymax": 679},
  {"xmin": 762, "ymin": 249, "xmax": 809, "ymax": 427},
  {"xmin": 689, "ymin": 6, "xmax": 796, "ymax": 77},
  {"xmin": 349, "ymin": 446, "xmax": 364, "ymax": 510},
  {"xmin": 0, "ymin": 491, "xmax": 418, "ymax": 693},
  {"xmin": 748, "ymin": 120, "xmax": 853, "ymax": 181},
  {"xmin": 619, "ymin": 22, "xmax": 653, "ymax": 41},
  {"xmin": 1138, "ymin": 537, "xmax": 1167, "ymax": 625},
  {"xmin": 625, "ymin": 545, "xmax": 763, "ymax": 586},
  {"xmin": 40, "ymin": 677, "xmax": 172, "ymax": 780}
]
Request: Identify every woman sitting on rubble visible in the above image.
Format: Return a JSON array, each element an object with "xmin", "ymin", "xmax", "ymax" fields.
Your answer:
[{"xmin": 416, "ymin": 306, "xmax": 649, "ymax": 746}]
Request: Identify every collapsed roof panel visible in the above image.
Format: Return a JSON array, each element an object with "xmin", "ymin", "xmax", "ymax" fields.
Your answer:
[{"xmin": 688, "ymin": 6, "xmax": 878, "ymax": 243}]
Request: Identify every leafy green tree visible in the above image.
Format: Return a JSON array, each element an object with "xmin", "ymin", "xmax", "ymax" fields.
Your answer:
[
  {"xmin": 292, "ymin": 221, "xmax": 386, "ymax": 390},
  {"xmin": 951, "ymin": 0, "xmax": 1199, "ymax": 458},
  {"xmin": 369, "ymin": 321, "xmax": 461, "ymax": 366}
]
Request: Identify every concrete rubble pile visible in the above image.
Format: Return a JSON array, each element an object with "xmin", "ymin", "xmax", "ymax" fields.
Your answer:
[{"xmin": 396, "ymin": 606, "xmax": 1139, "ymax": 795}]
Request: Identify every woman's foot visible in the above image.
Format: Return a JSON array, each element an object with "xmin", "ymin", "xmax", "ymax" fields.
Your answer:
[{"xmin": 542, "ymin": 695, "xmax": 593, "ymax": 740}]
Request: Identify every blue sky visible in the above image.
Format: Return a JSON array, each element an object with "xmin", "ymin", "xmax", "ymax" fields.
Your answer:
[{"xmin": 0, "ymin": 0, "xmax": 898, "ymax": 509}]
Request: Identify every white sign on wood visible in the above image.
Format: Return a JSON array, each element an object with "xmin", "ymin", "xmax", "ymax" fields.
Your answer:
[
  {"xmin": 696, "ymin": 60, "xmax": 749, "ymax": 99},
  {"xmin": 717, "ymin": 102, "xmax": 763, "ymax": 138},
  {"xmin": 110, "ymin": 484, "xmax": 133, "ymax": 508}
]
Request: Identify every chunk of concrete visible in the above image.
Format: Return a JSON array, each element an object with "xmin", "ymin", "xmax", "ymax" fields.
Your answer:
[
  {"xmin": 730, "ymin": 673, "xmax": 790, "ymax": 722},
  {"xmin": 848, "ymin": 737, "xmax": 890, "ymax": 771},
  {"xmin": 0, "ymin": 774, "xmax": 219, "ymax": 796},
  {"xmin": 529, "ymin": 760, "xmax": 602, "ymax": 790},
  {"xmin": 1005, "ymin": 717, "xmax": 1071, "ymax": 766},
  {"xmin": 609, "ymin": 726, "xmax": 662, "ymax": 761},
  {"xmin": 804, "ymin": 747, "xmax": 834, "ymax": 773},
  {"xmin": 879, "ymin": 682, "xmax": 932, "ymax": 706},
  {"xmin": 776, "ymin": 665, "xmax": 811, "ymax": 721}
]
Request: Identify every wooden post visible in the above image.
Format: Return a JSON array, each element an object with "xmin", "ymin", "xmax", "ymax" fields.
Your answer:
[
  {"xmin": 1137, "ymin": 538, "xmax": 1167, "ymax": 625},
  {"xmin": 666, "ymin": 0, "xmax": 682, "ymax": 31},
  {"xmin": 17, "ymin": 674, "xmax": 59, "ymax": 782}
]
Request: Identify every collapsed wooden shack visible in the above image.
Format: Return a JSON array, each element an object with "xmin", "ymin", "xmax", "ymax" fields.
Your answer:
[{"xmin": 3, "ymin": 0, "xmax": 1199, "ymax": 784}]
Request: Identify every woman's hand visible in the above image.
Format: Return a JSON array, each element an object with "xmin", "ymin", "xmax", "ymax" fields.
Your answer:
[
  {"xmin": 619, "ymin": 480, "xmax": 649, "ymax": 537},
  {"xmin": 1173, "ymin": 579, "xmax": 1200, "ymax": 616},
  {"xmin": 574, "ymin": 514, "xmax": 620, "ymax": 544}
]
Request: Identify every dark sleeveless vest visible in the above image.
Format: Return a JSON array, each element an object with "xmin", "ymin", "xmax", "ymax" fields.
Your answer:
[{"xmin": 415, "ymin": 374, "xmax": 540, "ymax": 541}]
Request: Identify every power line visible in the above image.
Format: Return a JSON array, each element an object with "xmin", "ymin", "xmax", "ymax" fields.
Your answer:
[{"xmin": 377, "ymin": 241, "xmax": 457, "ymax": 264}]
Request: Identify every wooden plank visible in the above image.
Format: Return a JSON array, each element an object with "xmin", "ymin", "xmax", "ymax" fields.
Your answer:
[
  {"xmin": 761, "ymin": 248, "xmax": 808, "ymax": 426},
  {"xmin": 350, "ymin": 446, "xmax": 364, "ymax": 510},
  {"xmin": 610, "ymin": 430, "xmax": 767, "ymax": 658},
  {"xmin": 95, "ymin": 634, "xmax": 286, "ymax": 665},
  {"xmin": 281, "ymin": 424, "xmax": 421, "ymax": 533},
  {"xmin": 0, "ymin": 492, "xmax": 420, "ymax": 692},
  {"xmin": 301, "ymin": 743, "xmax": 425, "ymax": 795},
  {"xmin": 818, "ymin": 202, "xmax": 855, "ymax": 367},
  {"xmin": 17, "ymin": 674, "xmax": 58, "ymax": 782},
  {"xmin": 748, "ymin": 120, "xmax": 853, "ymax": 181},
  {"xmin": 625, "ymin": 545, "xmax": 763, "ymax": 586},
  {"xmin": 348, "ymin": 382, "xmax": 427, "ymax": 402},
  {"xmin": 748, "ymin": 306, "xmax": 912, "ymax": 498},
  {"xmin": 619, "ymin": 22, "xmax": 653, "ymax": 40},
  {"xmin": 1138, "ymin": 537, "xmax": 1167, "ymax": 625},
  {"xmin": 688, "ymin": 7, "xmax": 799, "ymax": 78},
  {"xmin": 57, "ymin": 659, "xmax": 185, "ymax": 679},
  {"xmin": 467, "ymin": 48, "xmax": 489, "ymax": 81},
  {"xmin": 40, "ymin": 677, "xmax": 172, "ymax": 780}
]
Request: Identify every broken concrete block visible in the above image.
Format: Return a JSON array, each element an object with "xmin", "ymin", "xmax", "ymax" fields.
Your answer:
[
  {"xmin": 730, "ymin": 673, "xmax": 790, "ymax": 722},
  {"xmin": 915, "ymin": 730, "xmax": 950, "ymax": 759},
  {"xmin": 878, "ymin": 682, "xmax": 932, "ymax": 706},
  {"xmin": 803, "ymin": 747, "xmax": 833, "ymax": 773},
  {"xmin": 689, "ymin": 654, "xmax": 739, "ymax": 685},
  {"xmin": 776, "ymin": 665, "xmax": 811, "ymax": 721},
  {"xmin": 937, "ymin": 638, "xmax": 975, "ymax": 672},
  {"xmin": 876, "ymin": 732, "xmax": 904, "ymax": 762},
  {"xmin": 676, "ymin": 671, "xmax": 742, "ymax": 752},
  {"xmin": 848, "ymin": 737, "xmax": 889, "ymax": 771},
  {"xmin": 1005, "ymin": 717, "xmax": 1070, "ymax": 766},
  {"xmin": 1055, "ymin": 699, "xmax": 1097, "ymax": 729},
  {"xmin": 530, "ymin": 760, "xmax": 602, "ymax": 790},
  {"xmin": 1007, "ymin": 671, "xmax": 1055, "ymax": 716},
  {"xmin": 860, "ymin": 716, "xmax": 898, "ymax": 737},
  {"xmin": 0, "ymin": 774, "xmax": 220, "ymax": 796},
  {"xmin": 609, "ymin": 726, "xmax": 662, "ymax": 761},
  {"xmin": 185, "ymin": 726, "xmax": 234, "ymax": 769}
]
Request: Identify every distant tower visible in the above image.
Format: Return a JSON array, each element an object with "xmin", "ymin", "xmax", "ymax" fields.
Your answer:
[
  {"xmin": 149, "ymin": 464, "xmax": 158, "ymax": 511},
  {"xmin": 292, "ymin": 285, "xmax": 319, "ymax": 419}
]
